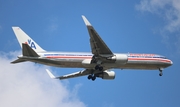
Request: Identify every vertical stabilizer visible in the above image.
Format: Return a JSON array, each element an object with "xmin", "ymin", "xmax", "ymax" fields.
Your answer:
[{"xmin": 12, "ymin": 27, "xmax": 45, "ymax": 52}]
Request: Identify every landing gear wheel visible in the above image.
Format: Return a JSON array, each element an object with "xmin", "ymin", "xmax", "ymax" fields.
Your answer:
[
  {"xmin": 95, "ymin": 65, "xmax": 99, "ymax": 70},
  {"xmin": 95, "ymin": 65, "xmax": 103, "ymax": 71},
  {"xmin": 87, "ymin": 75, "xmax": 96, "ymax": 81},
  {"xmin": 99, "ymin": 66, "xmax": 103, "ymax": 71},
  {"xmin": 159, "ymin": 73, "xmax": 163, "ymax": 76},
  {"xmin": 159, "ymin": 68, "xmax": 163, "ymax": 76},
  {"xmin": 92, "ymin": 76, "xmax": 96, "ymax": 81},
  {"xmin": 88, "ymin": 75, "xmax": 92, "ymax": 79}
]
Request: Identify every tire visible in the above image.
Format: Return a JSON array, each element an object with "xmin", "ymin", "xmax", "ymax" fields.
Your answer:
[
  {"xmin": 99, "ymin": 66, "xmax": 103, "ymax": 71},
  {"xmin": 92, "ymin": 76, "xmax": 96, "ymax": 81},
  {"xmin": 88, "ymin": 75, "xmax": 92, "ymax": 79}
]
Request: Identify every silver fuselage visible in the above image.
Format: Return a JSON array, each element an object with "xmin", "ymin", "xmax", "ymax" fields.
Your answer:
[{"xmin": 18, "ymin": 52, "xmax": 172, "ymax": 70}]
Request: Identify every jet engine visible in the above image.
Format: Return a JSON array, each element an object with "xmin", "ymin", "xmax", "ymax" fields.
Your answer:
[
  {"xmin": 108, "ymin": 54, "xmax": 128, "ymax": 64},
  {"xmin": 97, "ymin": 70, "xmax": 115, "ymax": 80}
]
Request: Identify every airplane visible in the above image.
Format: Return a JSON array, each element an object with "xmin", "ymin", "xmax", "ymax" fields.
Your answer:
[{"xmin": 11, "ymin": 15, "xmax": 173, "ymax": 81}]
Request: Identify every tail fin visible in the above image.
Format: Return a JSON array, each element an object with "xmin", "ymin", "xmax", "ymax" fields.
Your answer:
[{"xmin": 12, "ymin": 27, "xmax": 45, "ymax": 52}]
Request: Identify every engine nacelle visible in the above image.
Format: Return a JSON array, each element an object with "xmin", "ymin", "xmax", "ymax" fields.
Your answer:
[
  {"xmin": 110, "ymin": 54, "xmax": 128, "ymax": 64},
  {"xmin": 98, "ymin": 71, "xmax": 115, "ymax": 80}
]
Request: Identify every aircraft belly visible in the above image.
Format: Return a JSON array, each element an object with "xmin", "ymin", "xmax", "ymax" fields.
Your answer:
[
  {"xmin": 101, "ymin": 60, "xmax": 170, "ymax": 70},
  {"xmin": 119, "ymin": 60, "xmax": 170, "ymax": 70},
  {"xmin": 119, "ymin": 63, "xmax": 160, "ymax": 70}
]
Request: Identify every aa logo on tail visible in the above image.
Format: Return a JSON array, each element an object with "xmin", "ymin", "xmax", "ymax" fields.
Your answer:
[{"xmin": 27, "ymin": 39, "xmax": 36, "ymax": 49}]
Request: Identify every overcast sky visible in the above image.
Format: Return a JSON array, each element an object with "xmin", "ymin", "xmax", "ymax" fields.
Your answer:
[{"xmin": 0, "ymin": 0, "xmax": 179, "ymax": 107}]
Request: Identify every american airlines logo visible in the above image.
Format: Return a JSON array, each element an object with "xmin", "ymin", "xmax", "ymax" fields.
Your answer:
[{"xmin": 27, "ymin": 39, "xmax": 36, "ymax": 49}]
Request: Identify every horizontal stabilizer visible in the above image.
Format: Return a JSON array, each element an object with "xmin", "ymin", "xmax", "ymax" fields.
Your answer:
[
  {"xmin": 22, "ymin": 43, "xmax": 39, "ymax": 57},
  {"xmin": 11, "ymin": 58, "xmax": 27, "ymax": 64}
]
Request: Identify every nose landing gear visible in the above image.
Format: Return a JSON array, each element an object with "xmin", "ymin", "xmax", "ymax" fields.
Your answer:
[{"xmin": 159, "ymin": 68, "xmax": 163, "ymax": 76}]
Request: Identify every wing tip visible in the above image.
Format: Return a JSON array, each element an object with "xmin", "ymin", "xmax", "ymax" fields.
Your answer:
[
  {"xmin": 46, "ymin": 69, "xmax": 56, "ymax": 79},
  {"xmin": 12, "ymin": 26, "xmax": 20, "ymax": 30},
  {"xmin": 82, "ymin": 15, "xmax": 91, "ymax": 26}
]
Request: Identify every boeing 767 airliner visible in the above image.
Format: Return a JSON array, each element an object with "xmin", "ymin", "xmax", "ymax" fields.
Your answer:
[{"xmin": 11, "ymin": 15, "xmax": 173, "ymax": 81}]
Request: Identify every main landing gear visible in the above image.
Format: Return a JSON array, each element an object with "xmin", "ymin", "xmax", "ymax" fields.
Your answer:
[
  {"xmin": 87, "ymin": 65, "xmax": 103, "ymax": 81},
  {"xmin": 88, "ymin": 75, "xmax": 96, "ymax": 81},
  {"xmin": 159, "ymin": 68, "xmax": 163, "ymax": 76},
  {"xmin": 95, "ymin": 65, "xmax": 103, "ymax": 71}
]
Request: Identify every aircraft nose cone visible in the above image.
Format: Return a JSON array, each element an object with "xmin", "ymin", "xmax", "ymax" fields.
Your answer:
[{"xmin": 170, "ymin": 60, "xmax": 173, "ymax": 65}]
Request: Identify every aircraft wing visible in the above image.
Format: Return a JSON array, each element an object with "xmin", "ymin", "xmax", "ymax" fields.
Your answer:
[
  {"xmin": 82, "ymin": 15, "xmax": 113, "ymax": 57},
  {"xmin": 46, "ymin": 69, "xmax": 92, "ymax": 80}
]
